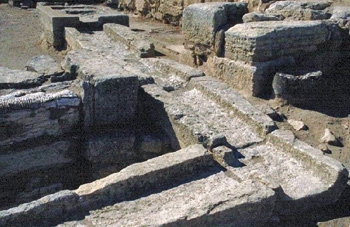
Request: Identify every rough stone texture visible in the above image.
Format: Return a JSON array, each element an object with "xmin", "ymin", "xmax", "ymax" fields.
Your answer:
[
  {"xmin": 0, "ymin": 67, "xmax": 45, "ymax": 89},
  {"xmin": 330, "ymin": 6, "xmax": 350, "ymax": 20},
  {"xmin": 182, "ymin": 2, "xmax": 241, "ymax": 47},
  {"xmin": 243, "ymin": 12, "xmax": 284, "ymax": 23},
  {"xmin": 272, "ymin": 70, "xmax": 323, "ymax": 104},
  {"xmin": 25, "ymin": 55, "xmax": 60, "ymax": 78},
  {"xmin": 225, "ymin": 21, "xmax": 329, "ymax": 62},
  {"xmin": 207, "ymin": 56, "xmax": 295, "ymax": 96},
  {"xmin": 104, "ymin": 23, "xmax": 155, "ymax": 58},
  {"xmin": 37, "ymin": 5, "xmax": 129, "ymax": 47},
  {"xmin": 85, "ymin": 130, "xmax": 136, "ymax": 165},
  {"xmin": 189, "ymin": 76, "xmax": 276, "ymax": 135},
  {"xmin": 268, "ymin": 130, "xmax": 349, "ymax": 213},
  {"xmin": 141, "ymin": 58, "xmax": 204, "ymax": 81},
  {"xmin": 0, "ymin": 141, "xmax": 75, "ymax": 178},
  {"xmin": 0, "ymin": 190, "xmax": 79, "ymax": 227},
  {"xmin": 142, "ymin": 84, "xmax": 263, "ymax": 149},
  {"xmin": 63, "ymin": 48, "xmax": 139, "ymax": 128},
  {"xmin": 75, "ymin": 144, "xmax": 214, "ymax": 209},
  {"xmin": 265, "ymin": 1, "xmax": 332, "ymax": 21},
  {"xmin": 61, "ymin": 173, "xmax": 276, "ymax": 227},
  {"xmin": 37, "ymin": 5, "xmax": 80, "ymax": 47},
  {"xmin": 0, "ymin": 89, "xmax": 80, "ymax": 149}
]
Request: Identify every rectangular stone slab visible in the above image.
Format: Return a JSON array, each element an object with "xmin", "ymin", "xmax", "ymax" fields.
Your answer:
[
  {"xmin": 225, "ymin": 21, "xmax": 329, "ymax": 62},
  {"xmin": 61, "ymin": 173, "xmax": 276, "ymax": 227}
]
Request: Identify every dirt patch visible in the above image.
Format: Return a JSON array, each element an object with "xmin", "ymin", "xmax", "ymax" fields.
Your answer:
[{"xmin": 0, "ymin": 4, "xmax": 66, "ymax": 70}]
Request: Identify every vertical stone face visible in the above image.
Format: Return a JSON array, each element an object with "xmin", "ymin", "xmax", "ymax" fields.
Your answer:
[
  {"xmin": 225, "ymin": 21, "xmax": 329, "ymax": 62},
  {"xmin": 0, "ymin": 89, "xmax": 81, "ymax": 149},
  {"xmin": 182, "ymin": 3, "xmax": 239, "ymax": 47},
  {"xmin": 82, "ymin": 75, "xmax": 139, "ymax": 128}
]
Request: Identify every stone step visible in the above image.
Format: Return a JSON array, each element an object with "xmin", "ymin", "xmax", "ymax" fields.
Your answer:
[
  {"xmin": 142, "ymin": 84, "xmax": 263, "ymax": 149},
  {"xmin": 0, "ymin": 145, "xmax": 215, "ymax": 226},
  {"xmin": 59, "ymin": 172, "xmax": 276, "ymax": 227}
]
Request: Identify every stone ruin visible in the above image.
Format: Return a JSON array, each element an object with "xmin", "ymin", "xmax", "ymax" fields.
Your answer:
[{"xmin": 1, "ymin": 0, "xmax": 350, "ymax": 226}]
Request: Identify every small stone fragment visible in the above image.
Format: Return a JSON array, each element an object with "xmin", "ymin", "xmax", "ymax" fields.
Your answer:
[
  {"xmin": 287, "ymin": 119, "xmax": 308, "ymax": 131},
  {"xmin": 320, "ymin": 128, "xmax": 342, "ymax": 147},
  {"xmin": 317, "ymin": 144, "xmax": 331, "ymax": 154}
]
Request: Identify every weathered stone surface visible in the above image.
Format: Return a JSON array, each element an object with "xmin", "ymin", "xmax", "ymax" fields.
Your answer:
[
  {"xmin": 182, "ymin": 2, "xmax": 243, "ymax": 47},
  {"xmin": 0, "ymin": 141, "xmax": 75, "ymax": 178},
  {"xmin": 62, "ymin": 173, "xmax": 276, "ymax": 227},
  {"xmin": 225, "ymin": 21, "xmax": 329, "ymax": 62},
  {"xmin": 85, "ymin": 130, "xmax": 136, "ymax": 165},
  {"xmin": 330, "ymin": 6, "xmax": 350, "ymax": 20},
  {"xmin": 0, "ymin": 89, "xmax": 80, "ymax": 148},
  {"xmin": 37, "ymin": 5, "xmax": 80, "ymax": 47},
  {"xmin": 0, "ymin": 190, "xmax": 79, "ymax": 227},
  {"xmin": 189, "ymin": 76, "xmax": 277, "ymax": 135},
  {"xmin": 141, "ymin": 58, "xmax": 204, "ymax": 81},
  {"xmin": 243, "ymin": 12, "xmax": 284, "ymax": 23},
  {"xmin": 75, "ymin": 144, "xmax": 214, "ymax": 208},
  {"xmin": 25, "ymin": 55, "xmax": 60, "ymax": 77},
  {"xmin": 0, "ymin": 67, "xmax": 45, "ymax": 89},
  {"xmin": 63, "ymin": 48, "xmax": 139, "ymax": 128},
  {"xmin": 272, "ymin": 70, "xmax": 323, "ymax": 104},
  {"xmin": 268, "ymin": 130, "xmax": 348, "ymax": 212},
  {"xmin": 265, "ymin": 1, "xmax": 332, "ymax": 21},
  {"xmin": 142, "ymin": 84, "xmax": 263, "ymax": 148},
  {"xmin": 104, "ymin": 23, "xmax": 155, "ymax": 58},
  {"xmin": 208, "ymin": 56, "xmax": 295, "ymax": 96}
]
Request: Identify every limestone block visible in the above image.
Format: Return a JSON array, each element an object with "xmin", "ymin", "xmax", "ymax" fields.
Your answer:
[
  {"xmin": 225, "ymin": 21, "xmax": 329, "ymax": 62},
  {"xmin": 75, "ymin": 144, "xmax": 214, "ymax": 209},
  {"xmin": 81, "ymin": 74, "xmax": 139, "ymax": 128},
  {"xmin": 272, "ymin": 70, "xmax": 323, "ymax": 104},
  {"xmin": 25, "ymin": 55, "xmax": 60, "ymax": 78},
  {"xmin": 104, "ymin": 23, "xmax": 155, "ymax": 58},
  {"xmin": 265, "ymin": 1, "xmax": 331, "ymax": 20},
  {"xmin": 85, "ymin": 130, "xmax": 136, "ymax": 165},
  {"xmin": 37, "ymin": 5, "xmax": 80, "ymax": 47},
  {"xmin": 142, "ymin": 84, "xmax": 262, "ymax": 148},
  {"xmin": 71, "ymin": 173, "xmax": 276, "ymax": 227},
  {"xmin": 97, "ymin": 14, "xmax": 129, "ymax": 28},
  {"xmin": 0, "ymin": 89, "xmax": 80, "ymax": 149},
  {"xmin": 189, "ymin": 76, "xmax": 277, "ymax": 135},
  {"xmin": 268, "ymin": 130, "xmax": 349, "ymax": 208},
  {"xmin": 63, "ymin": 48, "xmax": 139, "ymax": 128},
  {"xmin": 0, "ymin": 190, "xmax": 79, "ymax": 227},
  {"xmin": 0, "ymin": 67, "xmax": 45, "ymax": 89},
  {"xmin": 0, "ymin": 141, "xmax": 75, "ymax": 178},
  {"xmin": 330, "ymin": 6, "xmax": 350, "ymax": 20},
  {"xmin": 208, "ymin": 56, "xmax": 295, "ymax": 96},
  {"xmin": 182, "ymin": 2, "xmax": 241, "ymax": 47},
  {"xmin": 158, "ymin": 0, "xmax": 183, "ymax": 24},
  {"xmin": 243, "ymin": 12, "xmax": 283, "ymax": 23}
]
